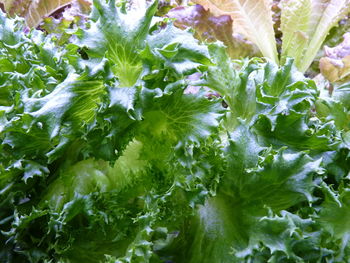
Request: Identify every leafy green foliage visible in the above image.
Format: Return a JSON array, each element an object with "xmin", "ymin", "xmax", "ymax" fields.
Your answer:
[
  {"xmin": 1, "ymin": 1, "xmax": 350, "ymax": 263},
  {"xmin": 173, "ymin": 44, "xmax": 350, "ymax": 262},
  {"xmin": 0, "ymin": 2, "xmax": 221, "ymax": 262}
]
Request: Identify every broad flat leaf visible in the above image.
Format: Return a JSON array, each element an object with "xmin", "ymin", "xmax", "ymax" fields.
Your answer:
[
  {"xmin": 280, "ymin": 0, "xmax": 311, "ymax": 67},
  {"xmin": 300, "ymin": 0, "xmax": 350, "ymax": 72},
  {"xmin": 278, "ymin": 0, "xmax": 350, "ymax": 72},
  {"xmin": 192, "ymin": 0, "xmax": 278, "ymax": 62}
]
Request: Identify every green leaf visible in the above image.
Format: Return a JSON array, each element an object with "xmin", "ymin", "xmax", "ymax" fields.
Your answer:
[
  {"xmin": 203, "ymin": 44, "xmax": 259, "ymax": 127},
  {"xmin": 23, "ymin": 73, "xmax": 105, "ymax": 138},
  {"xmin": 182, "ymin": 124, "xmax": 322, "ymax": 263},
  {"xmin": 319, "ymin": 187, "xmax": 350, "ymax": 239},
  {"xmin": 253, "ymin": 111, "xmax": 338, "ymax": 151},
  {"xmin": 225, "ymin": 125, "xmax": 320, "ymax": 207},
  {"xmin": 144, "ymin": 23, "xmax": 212, "ymax": 75},
  {"xmin": 316, "ymin": 98, "xmax": 350, "ymax": 131},
  {"xmin": 137, "ymin": 89, "xmax": 222, "ymax": 144},
  {"xmin": 280, "ymin": 0, "xmax": 311, "ymax": 67},
  {"xmin": 77, "ymin": 0, "xmax": 157, "ymax": 87}
]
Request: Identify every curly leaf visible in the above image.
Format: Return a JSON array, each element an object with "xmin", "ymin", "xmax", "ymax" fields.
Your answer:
[{"xmin": 77, "ymin": 0, "xmax": 157, "ymax": 87}]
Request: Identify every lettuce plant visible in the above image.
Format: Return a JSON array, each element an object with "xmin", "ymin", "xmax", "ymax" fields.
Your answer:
[
  {"xmin": 174, "ymin": 45, "xmax": 350, "ymax": 262},
  {"xmin": 0, "ymin": 1, "xmax": 221, "ymax": 262},
  {"xmin": 0, "ymin": 0, "xmax": 350, "ymax": 263},
  {"xmin": 190, "ymin": 0, "xmax": 350, "ymax": 72}
]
